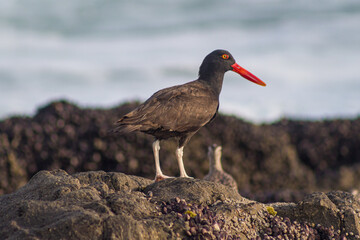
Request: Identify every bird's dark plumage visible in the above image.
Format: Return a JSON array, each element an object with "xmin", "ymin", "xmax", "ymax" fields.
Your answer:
[
  {"xmin": 114, "ymin": 80, "xmax": 219, "ymax": 146},
  {"xmin": 112, "ymin": 49, "xmax": 265, "ymax": 181}
]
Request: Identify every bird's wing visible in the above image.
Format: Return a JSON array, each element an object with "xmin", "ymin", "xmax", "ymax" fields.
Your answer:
[{"xmin": 115, "ymin": 81, "xmax": 218, "ymax": 133}]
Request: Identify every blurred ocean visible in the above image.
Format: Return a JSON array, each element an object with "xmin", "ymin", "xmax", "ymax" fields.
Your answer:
[{"xmin": 0, "ymin": 0, "xmax": 359, "ymax": 122}]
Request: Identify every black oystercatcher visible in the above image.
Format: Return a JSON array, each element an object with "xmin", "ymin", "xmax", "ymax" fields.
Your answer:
[
  {"xmin": 113, "ymin": 49, "xmax": 265, "ymax": 182},
  {"xmin": 203, "ymin": 144, "xmax": 238, "ymax": 191}
]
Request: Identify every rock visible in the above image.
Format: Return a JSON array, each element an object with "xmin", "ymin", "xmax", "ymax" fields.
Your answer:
[
  {"xmin": 0, "ymin": 170, "xmax": 358, "ymax": 239},
  {"xmin": 272, "ymin": 191, "xmax": 360, "ymax": 238},
  {"xmin": 272, "ymin": 192, "xmax": 339, "ymax": 229},
  {"xmin": 0, "ymin": 170, "xmax": 165, "ymax": 240},
  {"xmin": 0, "ymin": 132, "xmax": 28, "ymax": 195},
  {"xmin": 144, "ymin": 177, "xmax": 244, "ymax": 205}
]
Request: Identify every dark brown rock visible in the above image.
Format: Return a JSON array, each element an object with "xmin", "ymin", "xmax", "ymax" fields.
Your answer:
[
  {"xmin": 0, "ymin": 170, "xmax": 167, "ymax": 239},
  {"xmin": 272, "ymin": 191, "xmax": 360, "ymax": 238},
  {"xmin": 0, "ymin": 133, "xmax": 28, "ymax": 195},
  {"xmin": 0, "ymin": 170, "xmax": 358, "ymax": 239},
  {"xmin": 273, "ymin": 192, "xmax": 340, "ymax": 229},
  {"xmin": 144, "ymin": 177, "xmax": 243, "ymax": 205}
]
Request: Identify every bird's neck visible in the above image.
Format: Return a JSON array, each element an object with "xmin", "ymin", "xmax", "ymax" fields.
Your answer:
[
  {"xmin": 209, "ymin": 155, "xmax": 223, "ymax": 173},
  {"xmin": 199, "ymin": 72, "xmax": 225, "ymax": 96}
]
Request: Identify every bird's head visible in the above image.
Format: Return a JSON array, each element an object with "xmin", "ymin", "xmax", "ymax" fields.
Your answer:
[
  {"xmin": 207, "ymin": 144, "xmax": 222, "ymax": 160},
  {"xmin": 199, "ymin": 49, "xmax": 266, "ymax": 86}
]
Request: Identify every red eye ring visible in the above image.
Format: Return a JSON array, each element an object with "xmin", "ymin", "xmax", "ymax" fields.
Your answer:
[{"xmin": 222, "ymin": 54, "xmax": 229, "ymax": 60}]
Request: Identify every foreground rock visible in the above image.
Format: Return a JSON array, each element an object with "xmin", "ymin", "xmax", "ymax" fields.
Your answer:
[{"xmin": 0, "ymin": 170, "xmax": 358, "ymax": 239}]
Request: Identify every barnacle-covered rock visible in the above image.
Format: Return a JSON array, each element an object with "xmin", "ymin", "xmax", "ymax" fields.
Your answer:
[{"xmin": 0, "ymin": 170, "xmax": 358, "ymax": 239}]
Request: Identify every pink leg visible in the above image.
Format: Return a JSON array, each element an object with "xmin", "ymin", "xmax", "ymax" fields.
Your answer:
[{"xmin": 153, "ymin": 140, "xmax": 173, "ymax": 182}]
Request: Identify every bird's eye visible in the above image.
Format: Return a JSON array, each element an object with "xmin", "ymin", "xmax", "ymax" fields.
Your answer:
[{"xmin": 221, "ymin": 54, "xmax": 229, "ymax": 60}]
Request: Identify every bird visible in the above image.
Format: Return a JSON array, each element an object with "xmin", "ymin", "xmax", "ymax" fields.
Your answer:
[
  {"xmin": 203, "ymin": 144, "xmax": 238, "ymax": 191},
  {"xmin": 112, "ymin": 49, "xmax": 266, "ymax": 182}
]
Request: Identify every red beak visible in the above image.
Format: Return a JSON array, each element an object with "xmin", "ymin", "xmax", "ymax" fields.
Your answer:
[{"xmin": 231, "ymin": 63, "xmax": 266, "ymax": 86}]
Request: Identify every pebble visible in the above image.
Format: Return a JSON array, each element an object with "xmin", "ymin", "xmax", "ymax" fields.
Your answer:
[{"xmin": 147, "ymin": 191, "xmax": 153, "ymax": 198}]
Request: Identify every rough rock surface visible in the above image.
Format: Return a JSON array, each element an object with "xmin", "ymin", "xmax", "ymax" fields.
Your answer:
[
  {"xmin": 1, "ymin": 170, "xmax": 359, "ymax": 239},
  {"xmin": 0, "ymin": 100, "xmax": 359, "ymax": 203}
]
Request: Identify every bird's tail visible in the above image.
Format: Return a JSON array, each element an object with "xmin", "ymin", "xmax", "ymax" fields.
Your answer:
[
  {"xmin": 110, "ymin": 111, "xmax": 144, "ymax": 135},
  {"xmin": 111, "ymin": 123, "xmax": 141, "ymax": 134}
]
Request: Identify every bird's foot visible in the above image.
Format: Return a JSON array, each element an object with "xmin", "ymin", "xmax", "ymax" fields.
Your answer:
[
  {"xmin": 154, "ymin": 174, "xmax": 174, "ymax": 182},
  {"xmin": 180, "ymin": 174, "xmax": 194, "ymax": 179}
]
